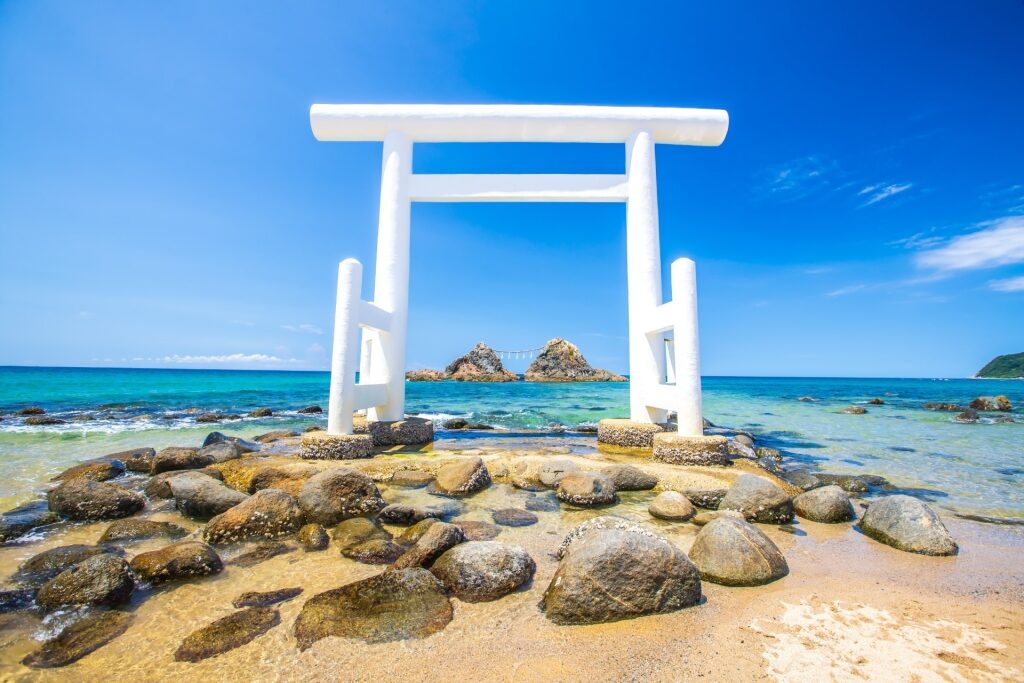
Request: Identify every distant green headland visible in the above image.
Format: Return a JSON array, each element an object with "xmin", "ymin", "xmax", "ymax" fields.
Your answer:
[{"xmin": 976, "ymin": 352, "xmax": 1024, "ymax": 378}]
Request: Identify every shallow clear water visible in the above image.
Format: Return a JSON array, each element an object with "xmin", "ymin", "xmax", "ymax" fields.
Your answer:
[{"xmin": 0, "ymin": 366, "xmax": 1021, "ymax": 519}]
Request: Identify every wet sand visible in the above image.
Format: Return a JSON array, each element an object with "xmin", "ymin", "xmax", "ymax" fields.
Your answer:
[{"xmin": 1, "ymin": 441, "xmax": 1022, "ymax": 682}]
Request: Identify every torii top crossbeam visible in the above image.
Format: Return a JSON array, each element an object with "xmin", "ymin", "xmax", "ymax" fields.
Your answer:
[{"xmin": 310, "ymin": 104, "xmax": 728, "ymax": 145}]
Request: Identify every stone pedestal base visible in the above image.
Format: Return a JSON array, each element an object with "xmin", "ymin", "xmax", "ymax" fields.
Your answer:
[
  {"xmin": 300, "ymin": 432, "xmax": 374, "ymax": 460},
  {"xmin": 368, "ymin": 417, "xmax": 434, "ymax": 447},
  {"xmin": 652, "ymin": 434, "xmax": 729, "ymax": 466},
  {"xmin": 597, "ymin": 419, "xmax": 668, "ymax": 449}
]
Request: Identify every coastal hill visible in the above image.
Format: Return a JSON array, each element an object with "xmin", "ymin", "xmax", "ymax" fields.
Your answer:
[
  {"xmin": 975, "ymin": 352, "xmax": 1024, "ymax": 378},
  {"xmin": 524, "ymin": 338, "xmax": 626, "ymax": 382},
  {"xmin": 405, "ymin": 339, "xmax": 625, "ymax": 382}
]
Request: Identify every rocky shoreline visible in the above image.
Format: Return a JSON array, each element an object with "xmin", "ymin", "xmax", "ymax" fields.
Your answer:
[{"xmin": 0, "ymin": 413, "xmax": 986, "ymax": 676}]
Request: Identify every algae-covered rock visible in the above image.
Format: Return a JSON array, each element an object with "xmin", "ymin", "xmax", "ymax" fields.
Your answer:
[
  {"xmin": 229, "ymin": 542, "xmax": 295, "ymax": 567},
  {"xmin": 120, "ymin": 447, "xmax": 157, "ymax": 473},
  {"xmin": 52, "ymin": 460, "xmax": 125, "ymax": 483},
  {"xmin": 15, "ymin": 544, "xmax": 118, "ymax": 585},
  {"xmin": 859, "ymin": 495, "xmax": 958, "ymax": 556},
  {"xmin": 392, "ymin": 521, "xmax": 464, "ymax": 569},
  {"xmin": 378, "ymin": 502, "xmax": 461, "ymax": 526},
  {"xmin": 297, "ymin": 469, "xmax": 386, "ymax": 525},
  {"xmin": 99, "ymin": 519, "xmax": 188, "ymax": 544},
  {"xmin": 22, "ymin": 610, "xmax": 133, "ymax": 668},
  {"xmin": 333, "ymin": 517, "xmax": 404, "ymax": 564},
  {"xmin": 540, "ymin": 528, "xmax": 700, "ymax": 624},
  {"xmin": 689, "ymin": 517, "xmax": 788, "ymax": 586},
  {"xmin": 233, "ymin": 587, "xmax": 303, "ymax": 608},
  {"xmin": 174, "ymin": 607, "xmax": 280, "ymax": 662},
  {"xmin": 129, "ymin": 540, "xmax": 223, "ymax": 584},
  {"xmin": 169, "ymin": 471, "xmax": 248, "ymax": 521},
  {"xmin": 36, "ymin": 554, "xmax": 134, "ymax": 610},
  {"xmin": 293, "ymin": 568, "xmax": 452, "ymax": 649},
  {"xmin": 48, "ymin": 480, "xmax": 145, "ymax": 521},
  {"xmin": 203, "ymin": 489, "xmax": 303, "ymax": 544},
  {"xmin": 150, "ymin": 447, "xmax": 213, "ymax": 474},
  {"xmin": 298, "ymin": 523, "xmax": 329, "ymax": 551},
  {"xmin": 430, "ymin": 541, "xmax": 535, "ymax": 602},
  {"xmin": 0, "ymin": 499, "xmax": 59, "ymax": 543}
]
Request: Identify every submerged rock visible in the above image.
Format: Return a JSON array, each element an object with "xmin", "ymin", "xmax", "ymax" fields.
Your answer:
[
  {"xmin": 24, "ymin": 416, "xmax": 65, "ymax": 425},
  {"xmin": 718, "ymin": 475, "xmax": 794, "ymax": 524},
  {"xmin": 170, "ymin": 471, "xmax": 248, "ymax": 521},
  {"xmin": 22, "ymin": 610, "xmax": 134, "ymax": 669},
  {"xmin": 393, "ymin": 521, "xmax": 464, "ymax": 569},
  {"xmin": 390, "ymin": 469, "xmax": 435, "ymax": 488},
  {"xmin": 524, "ymin": 492, "xmax": 560, "ymax": 512},
  {"xmin": 298, "ymin": 523, "xmax": 329, "ymax": 551},
  {"xmin": 524, "ymin": 338, "xmax": 626, "ymax": 382},
  {"xmin": 248, "ymin": 407, "xmax": 273, "ymax": 418},
  {"xmin": 689, "ymin": 517, "xmax": 788, "ymax": 586},
  {"xmin": 537, "ymin": 460, "xmax": 578, "ymax": 488},
  {"xmin": 491, "ymin": 508, "xmax": 538, "ymax": 527},
  {"xmin": 0, "ymin": 587, "xmax": 36, "ymax": 613},
  {"xmin": 129, "ymin": 540, "xmax": 224, "ymax": 584},
  {"xmin": 541, "ymin": 527, "xmax": 700, "ymax": 624},
  {"xmin": 175, "ymin": 607, "xmax": 280, "ymax": 662},
  {"xmin": 36, "ymin": 554, "xmax": 134, "ymax": 610},
  {"xmin": 293, "ymin": 568, "xmax": 453, "ymax": 649},
  {"xmin": 923, "ymin": 402, "xmax": 961, "ymax": 412},
  {"xmin": 15, "ymin": 544, "xmax": 118, "ymax": 585},
  {"xmin": 556, "ymin": 472, "xmax": 617, "ymax": 507},
  {"xmin": 378, "ymin": 502, "xmax": 461, "ymax": 526},
  {"xmin": 203, "ymin": 489, "xmax": 303, "ymax": 544},
  {"xmin": 52, "ymin": 460, "xmax": 125, "ymax": 483},
  {"xmin": 254, "ymin": 430, "xmax": 297, "ymax": 444},
  {"xmin": 648, "ymin": 491, "xmax": 696, "ymax": 521},
  {"xmin": 453, "ymin": 520, "xmax": 502, "ymax": 541},
  {"xmin": 603, "ymin": 464, "xmax": 657, "ymax": 491},
  {"xmin": 297, "ymin": 405, "xmax": 323, "ymax": 414},
  {"xmin": 334, "ymin": 518, "xmax": 404, "ymax": 564},
  {"xmin": 955, "ymin": 408, "xmax": 980, "ymax": 424},
  {"xmin": 17, "ymin": 406, "xmax": 46, "ymax": 415},
  {"xmin": 0, "ymin": 499, "xmax": 60, "ymax": 543},
  {"xmin": 397, "ymin": 518, "xmax": 439, "ymax": 545},
  {"xmin": 431, "ymin": 541, "xmax": 535, "ymax": 602},
  {"xmin": 99, "ymin": 519, "xmax": 188, "ymax": 544},
  {"xmin": 48, "ymin": 479, "xmax": 145, "ymax": 521},
  {"xmin": 859, "ymin": 495, "xmax": 958, "ymax": 556},
  {"xmin": 230, "ymin": 542, "xmax": 295, "ymax": 567},
  {"xmin": 233, "ymin": 587, "xmax": 303, "ymax": 608},
  {"xmin": 793, "ymin": 485, "xmax": 856, "ymax": 523},
  {"xmin": 297, "ymin": 469, "xmax": 386, "ymax": 525},
  {"xmin": 841, "ymin": 405, "xmax": 868, "ymax": 415}
]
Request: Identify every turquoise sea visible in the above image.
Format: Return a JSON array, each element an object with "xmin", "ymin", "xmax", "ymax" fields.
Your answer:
[{"xmin": 0, "ymin": 366, "xmax": 1021, "ymax": 520}]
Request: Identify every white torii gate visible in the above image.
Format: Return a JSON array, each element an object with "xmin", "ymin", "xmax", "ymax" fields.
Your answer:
[{"xmin": 309, "ymin": 104, "xmax": 729, "ymax": 442}]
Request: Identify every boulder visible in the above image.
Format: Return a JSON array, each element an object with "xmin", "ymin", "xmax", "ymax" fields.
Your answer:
[
  {"xmin": 17, "ymin": 406, "xmax": 45, "ymax": 415},
  {"xmin": 48, "ymin": 479, "xmax": 145, "ymax": 521},
  {"xmin": 297, "ymin": 405, "xmax": 323, "ymax": 414},
  {"xmin": 453, "ymin": 520, "xmax": 502, "ymax": 541},
  {"xmin": 841, "ymin": 405, "xmax": 868, "ymax": 415},
  {"xmin": 538, "ymin": 460, "xmax": 578, "ymax": 487},
  {"xmin": 648, "ymin": 491, "xmax": 696, "ymax": 521},
  {"xmin": 298, "ymin": 523, "xmax": 329, "ymax": 551},
  {"xmin": 15, "ymin": 545, "xmax": 120, "ymax": 585},
  {"xmin": 297, "ymin": 469, "xmax": 386, "ymax": 525},
  {"xmin": 781, "ymin": 471, "xmax": 824, "ymax": 491},
  {"xmin": 36, "ymin": 554, "xmax": 134, "ymax": 610},
  {"xmin": 174, "ymin": 607, "xmax": 280, "ymax": 663},
  {"xmin": 430, "ymin": 541, "xmax": 535, "ymax": 602},
  {"xmin": 430, "ymin": 457, "xmax": 492, "ymax": 496},
  {"xmin": 0, "ymin": 499, "xmax": 59, "ymax": 543},
  {"xmin": 867, "ymin": 398, "xmax": 885, "ymax": 405},
  {"xmin": 555, "ymin": 516, "xmax": 654, "ymax": 559},
  {"xmin": 444, "ymin": 342, "xmax": 518, "ymax": 382},
  {"xmin": 248, "ymin": 407, "xmax": 273, "ymax": 417},
  {"xmin": 198, "ymin": 441, "xmax": 244, "ymax": 464},
  {"xmin": 814, "ymin": 473, "xmax": 870, "ymax": 493},
  {"xmin": 524, "ymin": 492, "xmax": 560, "ymax": 512},
  {"xmin": 379, "ymin": 502, "xmax": 460, "ymax": 526},
  {"xmin": 859, "ymin": 495, "xmax": 958, "ymax": 556},
  {"xmin": 734, "ymin": 433, "xmax": 755, "ymax": 448},
  {"xmin": 52, "ymin": 460, "xmax": 125, "ymax": 483},
  {"xmin": 393, "ymin": 522, "xmax": 465, "ymax": 569},
  {"xmin": 22, "ymin": 610, "xmax": 134, "ymax": 669},
  {"xmin": 955, "ymin": 408, "xmax": 979, "ymax": 423},
  {"xmin": 510, "ymin": 461, "xmax": 546, "ymax": 491},
  {"xmin": 293, "ymin": 568, "xmax": 452, "ymax": 649},
  {"xmin": 232, "ymin": 587, "xmax": 303, "ymax": 608},
  {"xmin": 492, "ymin": 508, "xmax": 538, "ymax": 527},
  {"xmin": 692, "ymin": 509, "xmax": 745, "ymax": 526},
  {"xmin": 792, "ymin": 485, "xmax": 855, "ymax": 523},
  {"xmin": 120, "ymin": 447, "xmax": 157, "ymax": 472},
  {"xmin": 540, "ymin": 528, "xmax": 700, "ymax": 624},
  {"xmin": 718, "ymin": 475, "xmax": 794, "ymax": 524},
  {"xmin": 524, "ymin": 338, "xmax": 626, "ymax": 382},
  {"xmin": 682, "ymin": 489, "xmax": 727, "ymax": 509},
  {"xmin": 169, "ymin": 471, "xmax": 248, "ymax": 521},
  {"xmin": 333, "ymin": 518, "xmax": 404, "ymax": 564},
  {"xmin": 390, "ymin": 470, "xmax": 435, "ymax": 488},
  {"xmin": 406, "ymin": 369, "xmax": 445, "ymax": 381},
  {"xmin": 397, "ymin": 518, "xmax": 440, "ymax": 545},
  {"xmin": 689, "ymin": 517, "xmax": 789, "ymax": 586},
  {"xmin": 254, "ymin": 430, "xmax": 297, "ymax": 444},
  {"xmin": 442, "ymin": 418, "xmax": 468, "ymax": 429},
  {"xmin": 200, "ymin": 432, "xmax": 261, "ymax": 452},
  {"xmin": 25, "ymin": 416, "xmax": 65, "ymax": 425},
  {"xmin": 230, "ymin": 542, "xmax": 295, "ymax": 567},
  {"xmin": 150, "ymin": 447, "xmax": 213, "ymax": 474},
  {"xmin": 99, "ymin": 519, "xmax": 188, "ymax": 544},
  {"xmin": 247, "ymin": 463, "xmax": 320, "ymax": 496},
  {"xmin": 203, "ymin": 489, "xmax": 304, "ymax": 544},
  {"xmin": 923, "ymin": 402, "xmax": 961, "ymax": 411},
  {"xmin": 129, "ymin": 540, "xmax": 223, "ymax": 584},
  {"xmin": 603, "ymin": 464, "xmax": 657, "ymax": 491},
  {"xmin": 555, "ymin": 472, "xmax": 617, "ymax": 507},
  {"xmin": 970, "ymin": 396, "xmax": 1014, "ymax": 412}
]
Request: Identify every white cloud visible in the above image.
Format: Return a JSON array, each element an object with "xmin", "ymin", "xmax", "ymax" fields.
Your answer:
[
  {"xmin": 989, "ymin": 275, "xmax": 1024, "ymax": 293},
  {"xmin": 147, "ymin": 353, "xmax": 299, "ymax": 365},
  {"xmin": 283, "ymin": 323, "xmax": 324, "ymax": 335},
  {"xmin": 860, "ymin": 183, "xmax": 912, "ymax": 206},
  {"xmin": 759, "ymin": 155, "xmax": 838, "ymax": 201},
  {"xmin": 888, "ymin": 230, "xmax": 944, "ymax": 250},
  {"xmin": 916, "ymin": 216, "xmax": 1024, "ymax": 271},
  {"xmin": 826, "ymin": 284, "xmax": 868, "ymax": 297}
]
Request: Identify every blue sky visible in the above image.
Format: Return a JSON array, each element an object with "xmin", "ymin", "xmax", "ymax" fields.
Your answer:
[{"xmin": 1, "ymin": 1, "xmax": 1021, "ymax": 377}]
